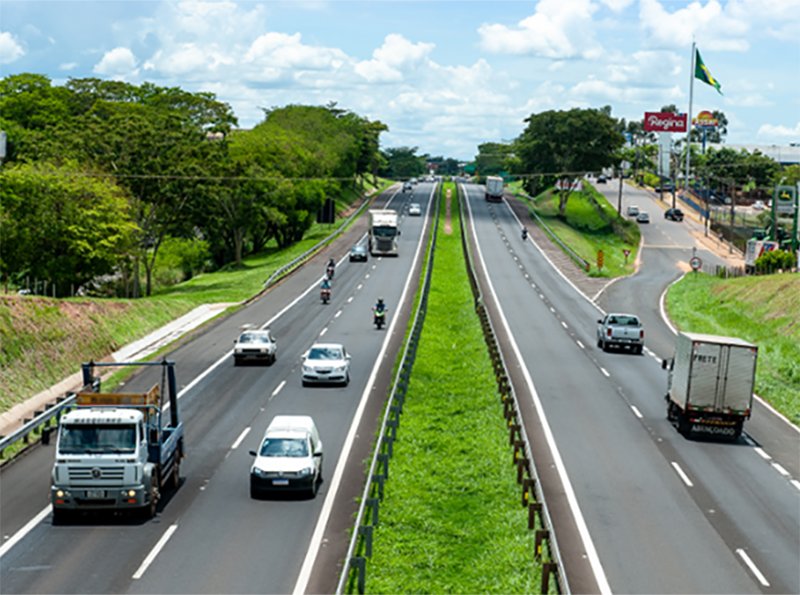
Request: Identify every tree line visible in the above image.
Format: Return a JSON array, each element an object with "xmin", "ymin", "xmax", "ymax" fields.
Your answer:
[{"xmin": 0, "ymin": 74, "xmax": 389, "ymax": 297}]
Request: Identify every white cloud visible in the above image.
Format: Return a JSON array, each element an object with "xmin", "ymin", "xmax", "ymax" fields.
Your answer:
[
  {"xmin": 639, "ymin": 0, "xmax": 750, "ymax": 51},
  {"xmin": 606, "ymin": 50, "xmax": 682, "ymax": 85},
  {"xmin": 59, "ymin": 62, "xmax": 78, "ymax": 71},
  {"xmin": 600, "ymin": 0, "xmax": 635, "ymax": 10},
  {"xmin": 93, "ymin": 47, "xmax": 139, "ymax": 78},
  {"xmin": 757, "ymin": 121, "xmax": 800, "ymax": 138},
  {"xmin": 0, "ymin": 31, "xmax": 25, "ymax": 64},
  {"xmin": 355, "ymin": 34, "xmax": 434, "ymax": 82},
  {"xmin": 477, "ymin": 0, "xmax": 603, "ymax": 59}
]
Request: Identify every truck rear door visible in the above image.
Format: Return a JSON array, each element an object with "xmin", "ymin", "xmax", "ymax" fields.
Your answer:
[{"xmin": 722, "ymin": 345, "xmax": 757, "ymax": 413}]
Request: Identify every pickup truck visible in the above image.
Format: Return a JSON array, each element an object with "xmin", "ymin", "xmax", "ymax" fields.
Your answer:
[{"xmin": 597, "ymin": 313, "xmax": 644, "ymax": 354}]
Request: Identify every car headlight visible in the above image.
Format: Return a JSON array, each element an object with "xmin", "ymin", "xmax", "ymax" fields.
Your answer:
[
  {"xmin": 334, "ymin": 365, "xmax": 346, "ymax": 372},
  {"xmin": 303, "ymin": 366, "xmax": 312, "ymax": 373},
  {"xmin": 252, "ymin": 468, "xmax": 267, "ymax": 477},
  {"xmin": 298, "ymin": 466, "xmax": 314, "ymax": 477}
]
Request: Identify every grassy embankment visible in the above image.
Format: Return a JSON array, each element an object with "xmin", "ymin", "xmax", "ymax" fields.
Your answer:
[
  {"xmin": 0, "ymin": 179, "xmax": 392, "ymax": 413},
  {"xmin": 509, "ymin": 180, "xmax": 640, "ymax": 278},
  {"xmin": 667, "ymin": 272, "xmax": 800, "ymax": 425},
  {"xmin": 363, "ymin": 182, "xmax": 543, "ymax": 593}
]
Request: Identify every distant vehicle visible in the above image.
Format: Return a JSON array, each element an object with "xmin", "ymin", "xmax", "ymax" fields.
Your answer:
[
  {"xmin": 249, "ymin": 415, "xmax": 323, "ymax": 498},
  {"xmin": 410, "ymin": 178, "xmax": 418, "ymax": 184},
  {"xmin": 17, "ymin": 289, "xmax": 31, "ymax": 295},
  {"xmin": 403, "ymin": 182, "xmax": 413, "ymax": 192},
  {"xmin": 302, "ymin": 343, "xmax": 350, "ymax": 386},
  {"xmin": 349, "ymin": 243, "xmax": 368, "ymax": 262},
  {"xmin": 597, "ymin": 313, "xmax": 644, "ymax": 354},
  {"xmin": 744, "ymin": 239, "xmax": 779, "ymax": 274},
  {"xmin": 664, "ymin": 208, "xmax": 684, "ymax": 222},
  {"xmin": 596, "ymin": 174, "xmax": 608, "ymax": 184},
  {"xmin": 636, "ymin": 212, "xmax": 650, "ymax": 224},
  {"xmin": 627, "ymin": 205, "xmax": 640, "ymax": 217},
  {"xmin": 369, "ymin": 209, "xmax": 399, "ymax": 256},
  {"xmin": 485, "ymin": 176, "xmax": 504, "ymax": 202},
  {"xmin": 752, "ymin": 200, "xmax": 765, "ymax": 210},
  {"xmin": 408, "ymin": 203, "xmax": 422, "ymax": 216},
  {"xmin": 234, "ymin": 329, "xmax": 277, "ymax": 366},
  {"xmin": 662, "ymin": 332, "xmax": 757, "ymax": 440}
]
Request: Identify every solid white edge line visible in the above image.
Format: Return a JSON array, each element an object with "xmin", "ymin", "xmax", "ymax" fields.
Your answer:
[
  {"xmin": 631, "ymin": 406, "xmax": 643, "ymax": 419},
  {"xmin": 291, "ymin": 183, "xmax": 433, "ymax": 595},
  {"xmin": 0, "ymin": 505, "xmax": 51, "ymax": 559},
  {"xmin": 670, "ymin": 461, "xmax": 694, "ymax": 487},
  {"xmin": 771, "ymin": 462, "xmax": 790, "ymax": 477},
  {"xmin": 736, "ymin": 548, "xmax": 770, "ymax": 587},
  {"xmin": 272, "ymin": 380, "xmax": 286, "ymax": 397},
  {"xmin": 132, "ymin": 524, "xmax": 178, "ymax": 580},
  {"xmin": 231, "ymin": 427, "xmax": 251, "ymax": 450},
  {"xmin": 464, "ymin": 186, "xmax": 612, "ymax": 595}
]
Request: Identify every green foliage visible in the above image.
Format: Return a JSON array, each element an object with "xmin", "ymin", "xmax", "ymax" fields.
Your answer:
[
  {"xmin": 516, "ymin": 107, "xmax": 625, "ymax": 217},
  {"xmin": 381, "ymin": 146, "xmax": 426, "ymax": 178},
  {"xmin": 365, "ymin": 184, "xmax": 541, "ymax": 593},
  {"xmin": 755, "ymin": 249, "xmax": 797, "ymax": 274},
  {"xmin": 666, "ymin": 273, "xmax": 800, "ymax": 425}
]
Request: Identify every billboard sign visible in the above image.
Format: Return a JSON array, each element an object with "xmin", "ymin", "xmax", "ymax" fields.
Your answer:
[
  {"xmin": 773, "ymin": 186, "xmax": 797, "ymax": 215},
  {"xmin": 644, "ymin": 112, "xmax": 688, "ymax": 133},
  {"xmin": 693, "ymin": 110, "xmax": 719, "ymax": 128}
]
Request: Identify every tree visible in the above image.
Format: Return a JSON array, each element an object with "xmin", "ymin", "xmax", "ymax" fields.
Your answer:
[
  {"xmin": 475, "ymin": 142, "xmax": 513, "ymax": 178},
  {"xmin": 381, "ymin": 147, "xmax": 425, "ymax": 178},
  {"xmin": 516, "ymin": 108, "xmax": 625, "ymax": 216}
]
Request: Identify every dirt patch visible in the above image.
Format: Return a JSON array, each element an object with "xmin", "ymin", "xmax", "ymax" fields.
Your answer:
[{"xmin": 444, "ymin": 190, "xmax": 453, "ymax": 235}]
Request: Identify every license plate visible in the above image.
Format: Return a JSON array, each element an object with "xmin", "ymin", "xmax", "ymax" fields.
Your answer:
[
  {"xmin": 272, "ymin": 479, "xmax": 289, "ymax": 486},
  {"xmin": 86, "ymin": 490, "xmax": 105, "ymax": 499}
]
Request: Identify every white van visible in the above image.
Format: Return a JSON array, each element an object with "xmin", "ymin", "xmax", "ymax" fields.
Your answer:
[{"xmin": 249, "ymin": 415, "xmax": 323, "ymax": 498}]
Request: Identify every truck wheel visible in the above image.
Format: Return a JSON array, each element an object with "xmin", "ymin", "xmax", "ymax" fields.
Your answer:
[
  {"xmin": 167, "ymin": 454, "xmax": 181, "ymax": 490},
  {"xmin": 678, "ymin": 412, "xmax": 691, "ymax": 437},
  {"xmin": 143, "ymin": 475, "xmax": 158, "ymax": 519},
  {"xmin": 597, "ymin": 337, "xmax": 602, "ymax": 348},
  {"xmin": 601, "ymin": 340, "xmax": 608, "ymax": 352}
]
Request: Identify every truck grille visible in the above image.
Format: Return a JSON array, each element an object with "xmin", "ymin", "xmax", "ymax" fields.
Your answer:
[{"xmin": 68, "ymin": 466, "xmax": 125, "ymax": 485}]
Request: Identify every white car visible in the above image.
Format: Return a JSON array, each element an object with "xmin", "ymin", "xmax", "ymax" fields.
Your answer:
[
  {"xmin": 636, "ymin": 211, "xmax": 650, "ymax": 224},
  {"xmin": 249, "ymin": 415, "xmax": 323, "ymax": 498},
  {"xmin": 627, "ymin": 205, "xmax": 640, "ymax": 217},
  {"xmin": 233, "ymin": 329, "xmax": 277, "ymax": 366},
  {"xmin": 302, "ymin": 343, "xmax": 350, "ymax": 386},
  {"xmin": 409, "ymin": 203, "xmax": 422, "ymax": 216}
]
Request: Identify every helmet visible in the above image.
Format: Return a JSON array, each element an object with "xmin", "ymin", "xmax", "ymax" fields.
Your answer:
[{"xmin": 378, "ymin": 297, "xmax": 384, "ymax": 303}]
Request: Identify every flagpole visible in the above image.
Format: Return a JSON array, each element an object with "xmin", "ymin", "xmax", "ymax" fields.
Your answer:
[{"xmin": 684, "ymin": 41, "xmax": 695, "ymax": 205}]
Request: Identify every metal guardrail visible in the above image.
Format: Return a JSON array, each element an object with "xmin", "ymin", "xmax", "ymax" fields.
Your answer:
[
  {"xmin": 0, "ymin": 394, "xmax": 77, "ymax": 458},
  {"xmin": 519, "ymin": 192, "xmax": 590, "ymax": 271},
  {"xmin": 263, "ymin": 191, "xmax": 380, "ymax": 289},
  {"xmin": 463, "ymin": 186, "xmax": 568, "ymax": 594},
  {"xmin": 336, "ymin": 183, "xmax": 441, "ymax": 595}
]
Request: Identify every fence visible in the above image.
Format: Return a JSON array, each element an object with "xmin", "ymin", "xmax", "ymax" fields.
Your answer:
[
  {"xmin": 461, "ymin": 185, "xmax": 567, "ymax": 594},
  {"xmin": 521, "ymin": 193, "xmax": 590, "ymax": 271},
  {"xmin": 336, "ymin": 183, "xmax": 441, "ymax": 595}
]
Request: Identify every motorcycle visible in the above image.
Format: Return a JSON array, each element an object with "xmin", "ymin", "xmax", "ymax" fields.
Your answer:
[
  {"xmin": 326, "ymin": 264, "xmax": 335, "ymax": 279},
  {"xmin": 373, "ymin": 309, "xmax": 386, "ymax": 329},
  {"xmin": 521, "ymin": 228, "xmax": 528, "ymax": 241},
  {"xmin": 321, "ymin": 288, "xmax": 331, "ymax": 304}
]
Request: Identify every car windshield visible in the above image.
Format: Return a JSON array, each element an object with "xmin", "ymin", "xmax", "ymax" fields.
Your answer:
[
  {"xmin": 239, "ymin": 333, "xmax": 270, "ymax": 344},
  {"xmin": 373, "ymin": 226, "xmax": 396, "ymax": 237},
  {"xmin": 259, "ymin": 438, "xmax": 308, "ymax": 457},
  {"xmin": 609, "ymin": 315, "xmax": 639, "ymax": 325},
  {"xmin": 351, "ymin": 246, "xmax": 365, "ymax": 253},
  {"xmin": 308, "ymin": 347, "xmax": 343, "ymax": 360},
  {"xmin": 59, "ymin": 423, "xmax": 137, "ymax": 454}
]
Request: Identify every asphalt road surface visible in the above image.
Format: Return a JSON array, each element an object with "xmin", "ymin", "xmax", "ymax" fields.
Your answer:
[
  {"xmin": 0, "ymin": 182, "xmax": 436, "ymax": 594},
  {"xmin": 463, "ymin": 180, "xmax": 799, "ymax": 594}
]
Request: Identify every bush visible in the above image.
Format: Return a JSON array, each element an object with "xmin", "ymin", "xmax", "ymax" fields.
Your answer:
[
  {"xmin": 151, "ymin": 236, "xmax": 211, "ymax": 289},
  {"xmin": 755, "ymin": 249, "xmax": 797, "ymax": 274}
]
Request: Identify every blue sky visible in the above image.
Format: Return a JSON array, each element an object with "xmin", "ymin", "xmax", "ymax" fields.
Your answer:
[{"xmin": 2, "ymin": 1, "xmax": 799, "ymax": 160}]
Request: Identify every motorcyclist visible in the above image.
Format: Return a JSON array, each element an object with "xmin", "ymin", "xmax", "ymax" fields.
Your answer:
[
  {"xmin": 521, "ymin": 227, "xmax": 528, "ymax": 240},
  {"xmin": 373, "ymin": 297, "xmax": 387, "ymax": 315},
  {"xmin": 326, "ymin": 258, "xmax": 335, "ymax": 279},
  {"xmin": 320, "ymin": 277, "xmax": 331, "ymax": 303}
]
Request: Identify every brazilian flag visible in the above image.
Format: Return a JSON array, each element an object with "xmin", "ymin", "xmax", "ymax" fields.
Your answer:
[{"xmin": 695, "ymin": 49, "xmax": 722, "ymax": 95}]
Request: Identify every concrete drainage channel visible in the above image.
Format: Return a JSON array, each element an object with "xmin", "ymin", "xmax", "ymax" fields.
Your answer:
[{"xmin": 458, "ymin": 185, "xmax": 566, "ymax": 594}]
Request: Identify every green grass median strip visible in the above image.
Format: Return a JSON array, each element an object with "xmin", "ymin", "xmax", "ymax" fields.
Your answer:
[
  {"xmin": 667, "ymin": 272, "xmax": 800, "ymax": 425},
  {"xmin": 363, "ymin": 183, "xmax": 541, "ymax": 594}
]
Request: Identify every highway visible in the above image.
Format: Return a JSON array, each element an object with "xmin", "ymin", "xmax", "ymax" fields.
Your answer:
[
  {"xmin": 0, "ymin": 182, "xmax": 436, "ymax": 594},
  {"xmin": 462, "ymin": 180, "xmax": 799, "ymax": 594}
]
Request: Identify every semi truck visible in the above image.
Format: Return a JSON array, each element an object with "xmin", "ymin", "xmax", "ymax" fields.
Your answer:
[
  {"xmin": 485, "ymin": 176, "xmax": 504, "ymax": 202},
  {"xmin": 50, "ymin": 360, "xmax": 184, "ymax": 522},
  {"xmin": 744, "ymin": 239, "xmax": 779, "ymax": 274},
  {"xmin": 368, "ymin": 209, "xmax": 399, "ymax": 256},
  {"xmin": 662, "ymin": 332, "xmax": 758, "ymax": 439}
]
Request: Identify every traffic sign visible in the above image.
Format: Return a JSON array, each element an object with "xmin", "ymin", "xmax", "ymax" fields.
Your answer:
[
  {"xmin": 690, "ymin": 256, "xmax": 702, "ymax": 270},
  {"xmin": 623, "ymin": 249, "xmax": 631, "ymax": 257}
]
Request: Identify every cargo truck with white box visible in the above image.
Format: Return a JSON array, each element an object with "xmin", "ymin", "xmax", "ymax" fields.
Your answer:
[
  {"xmin": 662, "ymin": 332, "xmax": 758, "ymax": 439},
  {"xmin": 368, "ymin": 209, "xmax": 399, "ymax": 256},
  {"xmin": 485, "ymin": 176, "xmax": 504, "ymax": 202}
]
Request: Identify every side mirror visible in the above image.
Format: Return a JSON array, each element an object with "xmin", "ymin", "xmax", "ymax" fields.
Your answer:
[
  {"xmin": 661, "ymin": 359, "xmax": 668, "ymax": 370},
  {"xmin": 313, "ymin": 451, "xmax": 322, "ymax": 457},
  {"xmin": 249, "ymin": 450, "xmax": 257, "ymax": 457},
  {"xmin": 346, "ymin": 354, "xmax": 351, "ymax": 359},
  {"xmin": 597, "ymin": 319, "xmax": 603, "ymax": 324}
]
